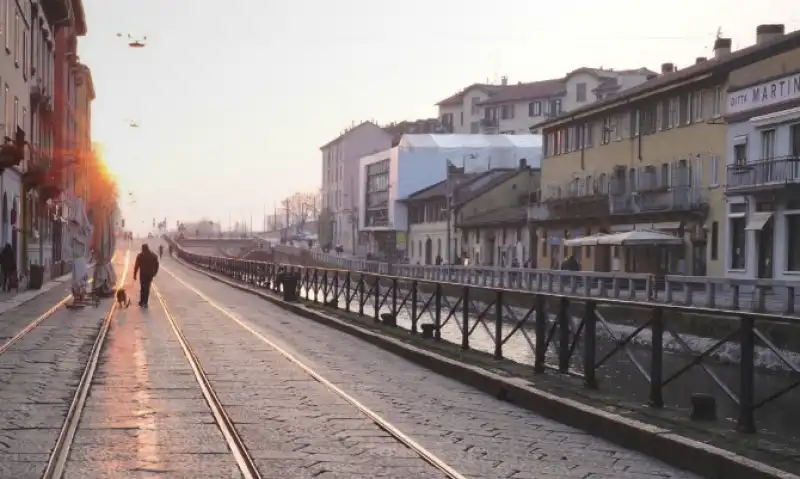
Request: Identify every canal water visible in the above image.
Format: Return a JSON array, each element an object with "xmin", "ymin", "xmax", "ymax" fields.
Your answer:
[{"xmin": 294, "ymin": 280, "xmax": 800, "ymax": 442}]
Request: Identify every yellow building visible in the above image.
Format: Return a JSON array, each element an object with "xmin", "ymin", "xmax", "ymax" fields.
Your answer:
[{"xmin": 531, "ymin": 25, "xmax": 800, "ymax": 278}]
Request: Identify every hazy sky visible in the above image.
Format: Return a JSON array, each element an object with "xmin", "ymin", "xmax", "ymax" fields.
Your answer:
[{"xmin": 78, "ymin": 0, "xmax": 799, "ymax": 234}]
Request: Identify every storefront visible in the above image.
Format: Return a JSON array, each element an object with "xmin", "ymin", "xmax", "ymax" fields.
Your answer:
[{"xmin": 725, "ymin": 71, "xmax": 800, "ymax": 280}]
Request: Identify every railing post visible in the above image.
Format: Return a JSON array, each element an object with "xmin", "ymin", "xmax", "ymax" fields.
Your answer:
[
  {"xmin": 737, "ymin": 314, "xmax": 756, "ymax": 433},
  {"xmin": 461, "ymin": 287, "xmax": 470, "ymax": 350},
  {"xmin": 649, "ymin": 306, "xmax": 664, "ymax": 408},
  {"xmin": 344, "ymin": 272, "xmax": 351, "ymax": 312},
  {"xmin": 558, "ymin": 296, "xmax": 570, "ymax": 373},
  {"xmin": 358, "ymin": 275, "xmax": 365, "ymax": 316},
  {"xmin": 373, "ymin": 276, "xmax": 380, "ymax": 321},
  {"xmin": 411, "ymin": 281, "xmax": 418, "ymax": 334},
  {"xmin": 434, "ymin": 283, "xmax": 442, "ymax": 341},
  {"xmin": 391, "ymin": 278, "xmax": 398, "ymax": 319},
  {"xmin": 534, "ymin": 295, "xmax": 546, "ymax": 373},
  {"xmin": 583, "ymin": 300, "xmax": 597, "ymax": 389},
  {"xmin": 494, "ymin": 290, "xmax": 503, "ymax": 359}
]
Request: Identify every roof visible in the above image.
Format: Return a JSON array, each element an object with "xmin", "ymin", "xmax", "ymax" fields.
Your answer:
[
  {"xmin": 532, "ymin": 29, "xmax": 800, "ymax": 130},
  {"xmin": 435, "ymin": 83, "xmax": 504, "ymax": 106},
  {"xmin": 452, "ymin": 169, "xmax": 526, "ymax": 207},
  {"xmin": 478, "ymin": 79, "xmax": 565, "ymax": 106},
  {"xmin": 398, "ymin": 134, "xmax": 542, "ymax": 150},
  {"xmin": 401, "ymin": 172, "xmax": 485, "ymax": 202},
  {"xmin": 319, "ymin": 121, "xmax": 387, "ymax": 150}
]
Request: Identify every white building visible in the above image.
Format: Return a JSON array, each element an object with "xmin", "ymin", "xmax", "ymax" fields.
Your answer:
[
  {"xmin": 356, "ymin": 134, "xmax": 542, "ymax": 256},
  {"xmin": 724, "ymin": 62, "xmax": 800, "ymax": 281},
  {"xmin": 320, "ymin": 121, "xmax": 393, "ymax": 252},
  {"xmin": 436, "ymin": 68, "xmax": 655, "ymax": 135}
]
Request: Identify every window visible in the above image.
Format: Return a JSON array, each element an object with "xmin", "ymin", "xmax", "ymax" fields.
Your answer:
[
  {"xmin": 710, "ymin": 155, "xmax": 719, "ymax": 186},
  {"xmin": 680, "ymin": 94, "xmax": 691, "ymax": 125},
  {"xmin": 500, "ymin": 104, "xmax": 514, "ymax": 119},
  {"xmin": 734, "ymin": 143, "xmax": 747, "ymax": 165},
  {"xmin": 630, "ymin": 109, "xmax": 640, "ymax": 137},
  {"xmin": 528, "ymin": 101, "xmax": 541, "ymax": 117},
  {"xmin": 583, "ymin": 122, "xmax": 592, "ymax": 148},
  {"xmin": 615, "ymin": 113, "xmax": 624, "ymax": 140},
  {"xmin": 660, "ymin": 163, "xmax": 670, "ymax": 187},
  {"xmin": 788, "ymin": 213, "xmax": 800, "ymax": 271},
  {"xmin": 459, "ymin": 111, "xmax": 463, "ymax": 126},
  {"xmin": 712, "ymin": 86, "xmax": 722, "ymax": 117},
  {"xmin": 576, "ymin": 83, "xmax": 587, "ymax": 102},
  {"xmin": 761, "ymin": 129, "xmax": 776, "ymax": 160},
  {"xmin": 670, "ymin": 97, "xmax": 679, "ymax": 127},
  {"xmin": 441, "ymin": 113, "xmax": 453, "ymax": 126},
  {"xmin": 12, "ymin": 11, "xmax": 17, "ymax": 66},
  {"xmin": 729, "ymin": 216, "xmax": 746, "ymax": 270},
  {"xmin": 656, "ymin": 102, "xmax": 663, "ymax": 131},
  {"xmin": 601, "ymin": 117, "xmax": 611, "ymax": 144},
  {"xmin": 550, "ymin": 99, "xmax": 561, "ymax": 116},
  {"xmin": 692, "ymin": 91, "xmax": 703, "ymax": 122},
  {"xmin": 4, "ymin": 2, "xmax": 9, "ymax": 51},
  {"xmin": 470, "ymin": 121, "xmax": 479, "ymax": 134},
  {"xmin": 711, "ymin": 221, "xmax": 719, "ymax": 261}
]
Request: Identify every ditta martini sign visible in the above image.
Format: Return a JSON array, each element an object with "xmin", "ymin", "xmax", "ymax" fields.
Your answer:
[{"xmin": 727, "ymin": 72, "xmax": 800, "ymax": 115}]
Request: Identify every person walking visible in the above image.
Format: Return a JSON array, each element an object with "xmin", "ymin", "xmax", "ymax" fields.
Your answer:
[
  {"xmin": 0, "ymin": 244, "xmax": 14, "ymax": 292},
  {"xmin": 133, "ymin": 244, "xmax": 159, "ymax": 308}
]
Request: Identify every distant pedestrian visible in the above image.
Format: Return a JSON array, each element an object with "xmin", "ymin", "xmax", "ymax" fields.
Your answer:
[
  {"xmin": 0, "ymin": 244, "xmax": 16, "ymax": 292},
  {"xmin": 133, "ymin": 244, "xmax": 159, "ymax": 308}
]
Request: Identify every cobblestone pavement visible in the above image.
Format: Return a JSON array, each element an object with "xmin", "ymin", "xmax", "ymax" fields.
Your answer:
[
  {"xmin": 154, "ymin": 273, "xmax": 450, "ymax": 479},
  {"xmin": 0, "ymin": 252, "xmax": 128, "ymax": 479},
  {"xmin": 160, "ymin": 257, "xmax": 702, "ymax": 479},
  {"xmin": 63, "ymin": 263, "xmax": 242, "ymax": 478},
  {"xmin": 0, "ymin": 278, "xmax": 72, "ymax": 344}
]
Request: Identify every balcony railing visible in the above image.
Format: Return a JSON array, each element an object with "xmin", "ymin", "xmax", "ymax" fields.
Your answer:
[
  {"xmin": 727, "ymin": 156, "xmax": 800, "ymax": 191},
  {"xmin": 611, "ymin": 185, "xmax": 704, "ymax": 215}
]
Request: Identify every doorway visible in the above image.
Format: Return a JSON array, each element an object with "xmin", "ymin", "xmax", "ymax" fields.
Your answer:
[
  {"xmin": 424, "ymin": 238, "xmax": 432, "ymax": 265},
  {"xmin": 757, "ymin": 219, "xmax": 774, "ymax": 279}
]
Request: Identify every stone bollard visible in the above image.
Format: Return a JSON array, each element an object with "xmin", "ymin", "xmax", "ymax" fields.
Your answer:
[
  {"xmin": 420, "ymin": 323, "xmax": 436, "ymax": 338},
  {"xmin": 380, "ymin": 313, "xmax": 397, "ymax": 327},
  {"xmin": 690, "ymin": 393, "xmax": 717, "ymax": 421}
]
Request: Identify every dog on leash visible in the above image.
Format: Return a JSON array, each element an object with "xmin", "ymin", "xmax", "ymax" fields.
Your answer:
[{"xmin": 116, "ymin": 288, "xmax": 132, "ymax": 308}]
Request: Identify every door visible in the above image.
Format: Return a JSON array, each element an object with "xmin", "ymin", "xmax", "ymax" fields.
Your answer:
[
  {"xmin": 791, "ymin": 124, "xmax": 800, "ymax": 179},
  {"xmin": 424, "ymin": 238, "xmax": 432, "ymax": 265},
  {"xmin": 758, "ymin": 220, "xmax": 774, "ymax": 279}
]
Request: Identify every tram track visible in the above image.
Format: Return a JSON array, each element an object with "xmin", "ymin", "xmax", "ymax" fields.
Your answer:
[
  {"xmin": 40, "ymin": 250, "xmax": 131, "ymax": 479},
  {"xmin": 0, "ymin": 250, "xmax": 120, "ymax": 356},
  {"xmin": 157, "ymin": 268, "xmax": 467, "ymax": 479}
]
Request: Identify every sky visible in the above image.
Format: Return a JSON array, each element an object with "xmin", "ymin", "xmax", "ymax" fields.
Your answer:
[{"xmin": 78, "ymin": 0, "xmax": 800, "ymax": 235}]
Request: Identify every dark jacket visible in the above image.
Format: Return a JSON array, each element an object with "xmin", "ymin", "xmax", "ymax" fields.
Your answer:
[
  {"xmin": 0, "ymin": 245, "xmax": 15, "ymax": 272},
  {"xmin": 134, "ymin": 250, "xmax": 159, "ymax": 280}
]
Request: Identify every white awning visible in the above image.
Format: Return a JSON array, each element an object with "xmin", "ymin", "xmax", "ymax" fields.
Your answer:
[
  {"xmin": 563, "ymin": 233, "xmax": 608, "ymax": 247},
  {"xmin": 750, "ymin": 106, "xmax": 800, "ymax": 129},
  {"xmin": 745, "ymin": 211, "xmax": 773, "ymax": 231},
  {"xmin": 596, "ymin": 230, "xmax": 684, "ymax": 246}
]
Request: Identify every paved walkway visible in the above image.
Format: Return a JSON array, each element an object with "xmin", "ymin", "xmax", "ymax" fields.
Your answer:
[{"xmin": 0, "ymin": 244, "xmax": 701, "ymax": 478}]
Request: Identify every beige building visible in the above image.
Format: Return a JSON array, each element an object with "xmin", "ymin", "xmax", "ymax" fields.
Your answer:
[
  {"xmin": 532, "ymin": 26, "xmax": 800, "ymax": 278},
  {"xmin": 436, "ymin": 68, "xmax": 655, "ymax": 135},
  {"xmin": 72, "ymin": 62, "xmax": 93, "ymax": 203}
]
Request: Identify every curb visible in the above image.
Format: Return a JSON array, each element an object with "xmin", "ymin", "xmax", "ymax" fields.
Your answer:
[
  {"xmin": 0, "ymin": 271, "xmax": 75, "ymax": 317},
  {"xmin": 175, "ymin": 257, "xmax": 798, "ymax": 479}
]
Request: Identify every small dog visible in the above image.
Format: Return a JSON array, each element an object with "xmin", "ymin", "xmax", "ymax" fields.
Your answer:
[{"xmin": 116, "ymin": 288, "xmax": 132, "ymax": 308}]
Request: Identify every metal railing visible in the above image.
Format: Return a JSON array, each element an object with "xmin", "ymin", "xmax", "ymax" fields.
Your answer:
[
  {"xmin": 727, "ymin": 156, "xmax": 800, "ymax": 189},
  {"xmin": 170, "ymin": 239, "xmax": 800, "ymax": 438}
]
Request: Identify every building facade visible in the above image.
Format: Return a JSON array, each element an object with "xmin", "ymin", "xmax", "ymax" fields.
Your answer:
[
  {"xmin": 724, "ymin": 26, "xmax": 800, "ymax": 280},
  {"xmin": 24, "ymin": 0, "xmax": 57, "ymax": 271},
  {"xmin": 52, "ymin": 0, "xmax": 86, "ymax": 266},
  {"xmin": 436, "ymin": 68, "xmax": 655, "ymax": 135},
  {"xmin": 532, "ymin": 25, "xmax": 800, "ymax": 277},
  {"xmin": 319, "ymin": 121, "xmax": 393, "ymax": 252}
]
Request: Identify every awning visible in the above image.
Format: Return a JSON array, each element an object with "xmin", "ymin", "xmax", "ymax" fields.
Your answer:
[
  {"xmin": 563, "ymin": 233, "xmax": 608, "ymax": 247},
  {"xmin": 746, "ymin": 211, "xmax": 773, "ymax": 231},
  {"xmin": 596, "ymin": 230, "xmax": 684, "ymax": 246}
]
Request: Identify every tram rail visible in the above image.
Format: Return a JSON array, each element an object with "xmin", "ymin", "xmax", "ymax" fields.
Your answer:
[
  {"xmin": 159, "ymin": 267, "xmax": 468, "ymax": 479},
  {"xmin": 40, "ymin": 251, "xmax": 131, "ymax": 479}
]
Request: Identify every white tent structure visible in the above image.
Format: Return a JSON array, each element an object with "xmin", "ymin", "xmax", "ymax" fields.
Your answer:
[
  {"xmin": 396, "ymin": 134, "xmax": 543, "ymax": 170},
  {"xmin": 564, "ymin": 230, "xmax": 683, "ymax": 247}
]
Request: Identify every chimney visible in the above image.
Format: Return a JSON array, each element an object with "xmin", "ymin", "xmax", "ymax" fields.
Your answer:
[
  {"xmin": 714, "ymin": 38, "xmax": 732, "ymax": 58},
  {"xmin": 695, "ymin": 57, "xmax": 707, "ymax": 64},
  {"xmin": 660, "ymin": 63, "xmax": 674, "ymax": 74},
  {"xmin": 501, "ymin": 76, "xmax": 508, "ymax": 86},
  {"xmin": 756, "ymin": 24, "xmax": 784, "ymax": 44}
]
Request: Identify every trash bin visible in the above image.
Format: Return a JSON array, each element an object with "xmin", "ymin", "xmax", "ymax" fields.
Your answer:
[
  {"xmin": 29, "ymin": 265, "xmax": 44, "ymax": 290},
  {"xmin": 281, "ymin": 273, "xmax": 299, "ymax": 302}
]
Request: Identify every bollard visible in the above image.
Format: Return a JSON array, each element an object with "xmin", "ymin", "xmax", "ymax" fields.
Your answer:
[
  {"xmin": 420, "ymin": 323, "xmax": 436, "ymax": 338},
  {"xmin": 690, "ymin": 393, "xmax": 717, "ymax": 421},
  {"xmin": 380, "ymin": 313, "xmax": 397, "ymax": 327}
]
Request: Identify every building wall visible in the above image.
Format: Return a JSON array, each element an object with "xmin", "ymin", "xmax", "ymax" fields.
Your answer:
[
  {"xmin": 320, "ymin": 122, "xmax": 393, "ymax": 252},
  {"xmin": 408, "ymin": 220, "xmax": 449, "ymax": 265},
  {"xmin": 438, "ymin": 86, "xmax": 495, "ymax": 134},
  {"xmin": 538, "ymin": 79, "xmax": 728, "ymax": 276}
]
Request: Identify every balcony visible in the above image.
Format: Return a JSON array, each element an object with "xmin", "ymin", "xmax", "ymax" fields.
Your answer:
[
  {"xmin": 726, "ymin": 156, "xmax": 800, "ymax": 194},
  {"xmin": 23, "ymin": 150, "xmax": 51, "ymax": 188},
  {"xmin": 611, "ymin": 186, "xmax": 706, "ymax": 215},
  {"xmin": 31, "ymin": 79, "xmax": 44, "ymax": 105},
  {"xmin": 41, "ymin": 0, "xmax": 68, "ymax": 23},
  {"xmin": 530, "ymin": 178, "xmax": 610, "ymax": 221}
]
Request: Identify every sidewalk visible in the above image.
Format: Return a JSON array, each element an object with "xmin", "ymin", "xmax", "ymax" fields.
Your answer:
[{"xmin": 0, "ymin": 272, "xmax": 74, "ymax": 316}]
